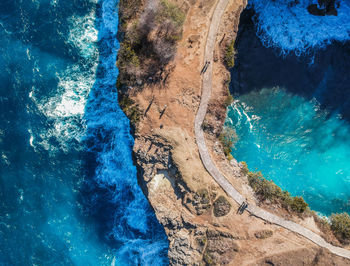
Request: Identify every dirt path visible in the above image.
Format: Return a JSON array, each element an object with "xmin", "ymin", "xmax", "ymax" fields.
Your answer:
[{"xmin": 194, "ymin": 0, "xmax": 350, "ymax": 259}]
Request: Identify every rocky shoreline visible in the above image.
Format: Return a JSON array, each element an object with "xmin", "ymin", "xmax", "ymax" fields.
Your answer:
[{"xmin": 117, "ymin": 0, "xmax": 350, "ymax": 264}]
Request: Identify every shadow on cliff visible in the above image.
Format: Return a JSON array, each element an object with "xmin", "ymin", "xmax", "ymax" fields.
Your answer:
[{"xmin": 230, "ymin": 8, "xmax": 350, "ymax": 122}]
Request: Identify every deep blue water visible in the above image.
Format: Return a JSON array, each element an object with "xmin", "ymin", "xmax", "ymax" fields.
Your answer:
[
  {"xmin": 227, "ymin": 5, "xmax": 350, "ymax": 216},
  {"xmin": 0, "ymin": 0, "xmax": 168, "ymax": 264}
]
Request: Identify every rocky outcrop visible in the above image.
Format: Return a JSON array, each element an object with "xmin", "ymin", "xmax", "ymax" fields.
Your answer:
[
  {"xmin": 255, "ymin": 248, "xmax": 350, "ymax": 266},
  {"xmin": 203, "ymin": 229, "xmax": 240, "ymax": 264},
  {"xmin": 133, "ymin": 133, "xmax": 238, "ymax": 265},
  {"xmin": 213, "ymin": 196, "xmax": 231, "ymax": 217}
]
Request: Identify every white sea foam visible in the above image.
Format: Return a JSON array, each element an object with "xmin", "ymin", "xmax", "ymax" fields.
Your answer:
[
  {"xmin": 29, "ymin": 9, "xmax": 98, "ymax": 152},
  {"xmin": 240, "ymin": 103, "xmax": 254, "ymax": 131},
  {"xmin": 251, "ymin": 0, "xmax": 350, "ymax": 54},
  {"xmin": 68, "ymin": 10, "xmax": 99, "ymax": 58},
  {"xmin": 50, "ymin": 0, "xmax": 58, "ymax": 7},
  {"xmin": 28, "ymin": 0, "xmax": 168, "ymax": 262}
]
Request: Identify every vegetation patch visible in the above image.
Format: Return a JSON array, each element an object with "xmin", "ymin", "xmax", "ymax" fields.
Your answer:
[
  {"xmin": 219, "ymin": 127, "xmax": 238, "ymax": 160},
  {"xmin": 330, "ymin": 212, "xmax": 350, "ymax": 244},
  {"xmin": 243, "ymin": 163, "xmax": 350, "ymax": 246},
  {"xmin": 117, "ymin": 0, "xmax": 186, "ymax": 90},
  {"xmin": 196, "ymin": 188, "xmax": 210, "ymax": 204},
  {"xmin": 242, "ymin": 163, "xmax": 308, "ymax": 214},
  {"xmin": 158, "ymin": 0, "xmax": 185, "ymax": 29},
  {"xmin": 213, "ymin": 196, "xmax": 231, "ymax": 217},
  {"xmin": 119, "ymin": 0, "xmax": 142, "ymax": 22},
  {"xmin": 254, "ymin": 230, "xmax": 273, "ymax": 239},
  {"xmin": 224, "ymin": 40, "xmax": 236, "ymax": 68},
  {"xmin": 224, "ymin": 94, "xmax": 234, "ymax": 107},
  {"xmin": 118, "ymin": 93, "xmax": 142, "ymax": 131}
]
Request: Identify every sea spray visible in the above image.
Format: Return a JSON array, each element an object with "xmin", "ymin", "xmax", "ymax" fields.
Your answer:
[{"xmin": 249, "ymin": 0, "xmax": 350, "ymax": 54}]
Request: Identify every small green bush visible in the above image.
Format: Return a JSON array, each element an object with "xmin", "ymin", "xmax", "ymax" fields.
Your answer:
[
  {"xmin": 241, "ymin": 161, "xmax": 249, "ymax": 175},
  {"xmin": 224, "ymin": 40, "xmax": 236, "ymax": 68},
  {"xmin": 118, "ymin": 94, "xmax": 142, "ymax": 128},
  {"xmin": 247, "ymin": 171, "xmax": 281, "ymax": 201},
  {"xmin": 158, "ymin": 0, "xmax": 185, "ymax": 28},
  {"xmin": 224, "ymin": 94, "xmax": 234, "ymax": 107},
  {"xmin": 331, "ymin": 213, "xmax": 350, "ymax": 244},
  {"xmin": 117, "ymin": 42, "xmax": 140, "ymax": 68},
  {"xmin": 219, "ymin": 127, "xmax": 238, "ymax": 159},
  {"xmin": 290, "ymin": 196, "xmax": 308, "ymax": 213},
  {"xmin": 245, "ymin": 164, "xmax": 308, "ymax": 214}
]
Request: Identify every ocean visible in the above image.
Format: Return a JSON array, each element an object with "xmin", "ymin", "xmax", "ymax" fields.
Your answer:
[{"xmin": 0, "ymin": 0, "xmax": 168, "ymax": 264}]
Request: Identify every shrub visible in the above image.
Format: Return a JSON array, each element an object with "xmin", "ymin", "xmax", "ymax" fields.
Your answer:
[
  {"xmin": 219, "ymin": 127, "xmax": 238, "ymax": 159},
  {"xmin": 117, "ymin": 0, "xmax": 186, "ymax": 89},
  {"xmin": 158, "ymin": 0, "xmax": 185, "ymax": 28},
  {"xmin": 331, "ymin": 213, "xmax": 350, "ymax": 244},
  {"xmin": 254, "ymin": 230, "xmax": 273, "ymax": 239},
  {"xmin": 247, "ymin": 171, "xmax": 281, "ymax": 201},
  {"xmin": 117, "ymin": 42, "xmax": 140, "ymax": 67},
  {"xmin": 245, "ymin": 164, "xmax": 308, "ymax": 214},
  {"xmin": 224, "ymin": 94, "xmax": 234, "ymax": 107},
  {"xmin": 241, "ymin": 161, "xmax": 249, "ymax": 175},
  {"xmin": 118, "ymin": 93, "xmax": 142, "ymax": 129},
  {"xmin": 224, "ymin": 40, "xmax": 236, "ymax": 68},
  {"xmin": 290, "ymin": 196, "xmax": 308, "ymax": 213},
  {"xmin": 213, "ymin": 196, "xmax": 231, "ymax": 217}
]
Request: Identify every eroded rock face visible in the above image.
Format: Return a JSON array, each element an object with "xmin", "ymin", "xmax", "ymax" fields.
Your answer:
[
  {"xmin": 203, "ymin": 230, "xmax": 240, "ymax": 265},
  {"xmin": 255, "ymin": 248, "xmax": 350, "ymax": 266},
  {"xmin": 133, "ymin": 134, "xmax": 239, "ymax": 265}
]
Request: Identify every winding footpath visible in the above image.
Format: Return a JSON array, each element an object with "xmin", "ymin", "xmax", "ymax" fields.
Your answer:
[{"xmin": 194, "ymin": 0, "xmax": 350, "ymax": 259}]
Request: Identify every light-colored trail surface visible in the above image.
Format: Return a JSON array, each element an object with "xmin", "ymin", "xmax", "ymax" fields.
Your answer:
[{"xmin": 194, "ymin": 0, "xmax": 350, "ymax": 259}]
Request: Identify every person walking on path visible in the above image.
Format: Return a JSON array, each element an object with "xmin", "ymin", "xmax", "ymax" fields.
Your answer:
[
  {"xmin": 238, "ymin": 201, "xmax": 248, "ymax": 215},
  {"xmin": 200, "ymin": 61, "xmax": 210, "ymax": 74}
]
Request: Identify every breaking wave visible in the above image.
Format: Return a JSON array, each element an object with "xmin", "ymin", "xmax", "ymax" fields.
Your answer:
[
  {"xmin": 250, "ymin": 0, "xmax": 350, "ymax": 55},
  {"xmin": 0, "ymin": 0, "xmax": 168, "ymax": 264},
  {"xmin": 82, "ymin": 1, "xmax": 169, "ymax": 263}
]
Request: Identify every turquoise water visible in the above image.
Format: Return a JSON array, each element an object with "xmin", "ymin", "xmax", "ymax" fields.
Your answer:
[
  {"xmin": 225, "ymin": 88, "xmax": 350, "ymax": 215},
  {"xmin": 0, "ymin": 0, "xmax": 168, "ymax": 264}
]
